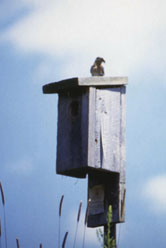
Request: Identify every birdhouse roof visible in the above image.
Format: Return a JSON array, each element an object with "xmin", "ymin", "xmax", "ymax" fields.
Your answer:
[{"xmin": 43, "ymin": 77, "xmax": 128, "ymax": 94}]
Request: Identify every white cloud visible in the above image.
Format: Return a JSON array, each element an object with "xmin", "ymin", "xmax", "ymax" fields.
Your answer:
[
  {"xmin": 0, "ymin": 0, "xmax": 166, "ymax": 77},
  {"xmin": 143, "ymin": 175, "xmax": 166, "ymax": 214},
  {"xmin": 7, "ymin": 156, "xmax": 35, "ymax": 176},
  {"xmin": 33, "ymin": 60, "xmax": 56, "ymax": 83}
]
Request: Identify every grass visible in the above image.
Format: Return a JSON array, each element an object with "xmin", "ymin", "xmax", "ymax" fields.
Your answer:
[
  {"xmin": 0, "ymin": 183, "xmax": 118, "ymax": 248},
  {"xmin": 96, "ymin": 205, "xmax": 116, "ymax": 248},
  {"xmin": 58, "ymin": 195, "xmax": 64, "ymax": 248},
  {"xmin": 0, "ymin": 218, "xmax": 1, "ymax": 237},
  {"xmin": 16, "ymin": 238, "xmax": 20, "ymax": 248},
  {"xmin": 82, "ymin": 199, "xmax": 91, "ymax": 248},
  {"xmin": 73, "ymin": 201, "xmax": 82, "ymax": 248},
  {"xmin": 0, "ymin": 182, "xmax": 7, "ymax": 248},
  {"xmin": 62, "ymin": 231, "xmax": 68, "ymax": 248}
]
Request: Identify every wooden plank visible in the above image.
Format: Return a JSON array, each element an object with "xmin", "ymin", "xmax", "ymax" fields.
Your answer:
[
  {"xmin": 87, "ymin": 87, "xmax": 96, "ymax": 167},
  {"xmin": 78, "ymin": 77, "xmax": 128, "ymax": 86},
  {"xmin": 120, "ymin": 86, "xmax": 126, "ymax": 183},
  {"xmin": 119, "ymin": 183, "xmax": 126, "ymax": 222},
  {"xmin": 81, "ymin": 89, "xmax": 89, "ymax": 168},
  {"xmin": 94, "ymin": 88, "xmax": 121, "ymax": 172},
  {"xmin": 56, "ymin": 93, "xmax": 82, "ymax": 174},
  {"xmin": 43, "ymin": 77, "xmax": 128, "ymax": 94},
  {"xmin": 43, "ymin": 78, "xmax": 78, "ymax": 94}
]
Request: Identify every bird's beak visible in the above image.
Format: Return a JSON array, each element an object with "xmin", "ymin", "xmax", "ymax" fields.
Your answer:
[{"xmin": 102, "ymin": 59, "xmax": 105, "ymax": 63}]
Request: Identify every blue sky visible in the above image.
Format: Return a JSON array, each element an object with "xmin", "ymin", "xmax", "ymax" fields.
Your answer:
[{"xmin": 0, "ymin": 0, "xmax": 166, "ymax": 247}]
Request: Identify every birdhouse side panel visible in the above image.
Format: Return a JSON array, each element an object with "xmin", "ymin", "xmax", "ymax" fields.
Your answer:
[{"xmin": 93, "ymin": 88, "xmax": 121, "ymax": 173}]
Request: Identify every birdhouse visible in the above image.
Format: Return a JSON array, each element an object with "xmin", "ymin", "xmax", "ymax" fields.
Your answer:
[
  {"xmin": 43, "ymin": 76, "xmax": 127, "ymax": 225},
  {"xmin": 43, "ymin": 77, "xmax": 127, "ymax": 180}
]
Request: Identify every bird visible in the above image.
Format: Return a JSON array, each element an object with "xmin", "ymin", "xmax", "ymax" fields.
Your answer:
[{"xmin": 90, "ymin": 57, "xmax": 105, "ymax": 76}]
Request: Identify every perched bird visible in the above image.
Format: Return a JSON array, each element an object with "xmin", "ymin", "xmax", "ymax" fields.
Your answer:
[{"xmin": 90, "ymin": 57, "xmax": 105, "ymax": 76}]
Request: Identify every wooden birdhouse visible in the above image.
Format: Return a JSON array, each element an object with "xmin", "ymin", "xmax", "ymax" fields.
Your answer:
[
  {"xmin": 43, "ymin": 76, "xmax": 128, "ymax": 226},
  {"xmin": 43, "ymin": 77, "xmax": 127, "ymax": 177}
]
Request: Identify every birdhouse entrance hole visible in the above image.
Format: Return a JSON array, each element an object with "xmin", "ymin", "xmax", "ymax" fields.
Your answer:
[{"xmin": 70, "ymin": 100, "xmax": 79, "ymax": 117}]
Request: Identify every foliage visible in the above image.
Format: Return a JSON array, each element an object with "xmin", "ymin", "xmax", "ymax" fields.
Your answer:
[{"xmin": 96, "ymin": 205, "xmax": 116, "ymax": 248}]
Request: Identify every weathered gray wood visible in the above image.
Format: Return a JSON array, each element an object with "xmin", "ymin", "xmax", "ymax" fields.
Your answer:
[
  {"xmin": 79, "ymin": 77, "xmax": 128, "ymax": 86},
  {"xmin": 43, "ymin": 76, "xmax": 127, "ymax": 226},
  {"xmin": 56, "ymin": 88, "xmax": 89, "ymax": 178},
  {"xmin": 120, "ymin": 86, "xmax": 126, "ymax": 183},
  {"xmin": 43, "ymin": 78, "xmax": 78, "ymax": 94},
  {"xmin": 55, "ymin": 84, "xmax": 126, "ymax": 178},
  {"xmin": 81, "ymin": 89, "xmax": 89, "ymax": 169},
  {"xmin": 88, "ymin": 171, "xmax": 120, "ymax": 227},
  {"xmin": 87, "ymin": 87, "xmax": 96, "ymax": 167},
  {"xmin": 119, "ymin": 183, "xmax": 126, "ymax": 222},
  {"xmin": 43, "ymin": 77, "xmax": 128, "ymax": 94},
  {"xmin": 86, "ymin": 87, "xmax": 126, "ymax": 176},
  {"xmin": 87, "ymin": 172, "xmax": 126, "ymax": 226},
  {"xmin": 94, "ymin": 88, "xmax": 121, "ymax": 172}
]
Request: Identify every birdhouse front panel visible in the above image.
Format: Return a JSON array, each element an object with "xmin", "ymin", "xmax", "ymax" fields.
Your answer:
[{"xmin": 56, "ymin": 88, "xmax": 89, "ymax": 178}]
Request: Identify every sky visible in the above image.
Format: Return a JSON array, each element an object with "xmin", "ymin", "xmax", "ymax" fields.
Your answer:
[{"xmin": 0, "ymin": 0, "xmax": 166, "ymax": 247}]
